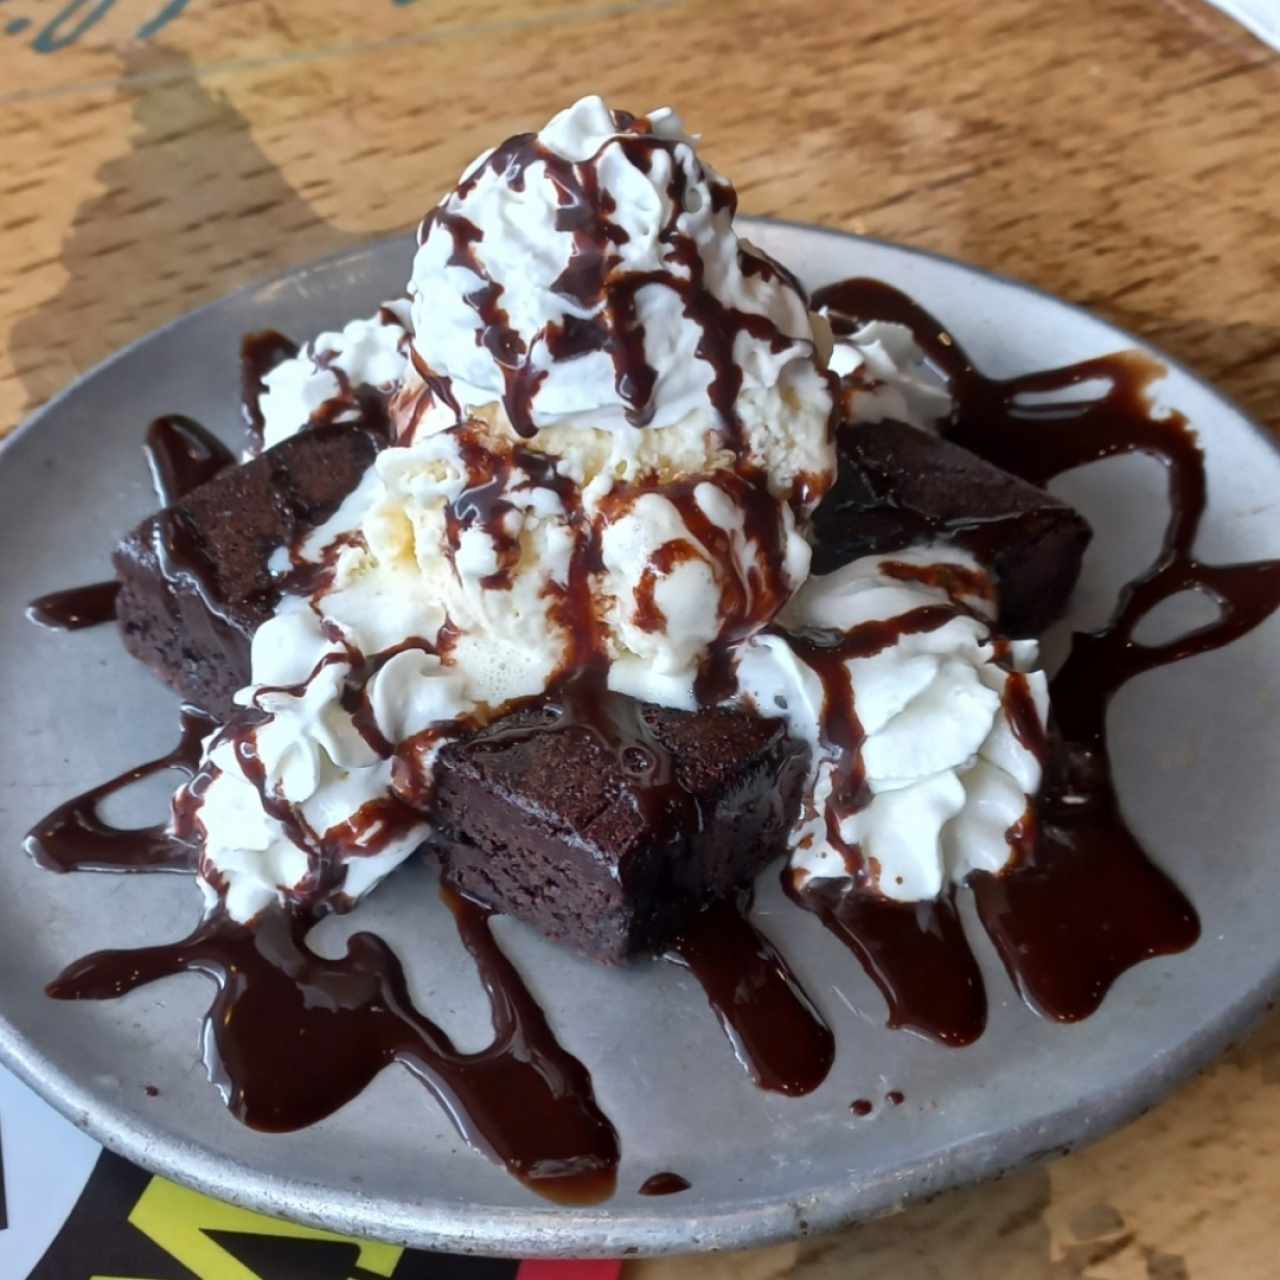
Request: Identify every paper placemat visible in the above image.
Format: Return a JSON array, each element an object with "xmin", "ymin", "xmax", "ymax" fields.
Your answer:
[{"xmin": 0, "ymin": 1065, "xmax": 618, "ymax": 1280}]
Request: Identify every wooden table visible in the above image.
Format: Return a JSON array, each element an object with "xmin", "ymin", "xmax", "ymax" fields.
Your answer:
[{"xmin": 3, "ymin": 1, "xmax": 1278, "ymax": 1275}]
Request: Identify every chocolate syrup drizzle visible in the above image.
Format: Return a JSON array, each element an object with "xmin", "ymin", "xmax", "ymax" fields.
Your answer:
[
  {"xmin": 780, "ymin": 607, "xmax": 957, "ymax": 868},
  {"xmin": 417, "ymin": 111, "xmax": 803, "ymax": 452},
  {"xmin": 667, "ymin": 892, "xmax": 834, "ymax": 1096},
  {"xmin": 144, "ymin": 414, "xmax": 237, "ymax": 507},
  {"xmin": 241, "ymin": 330, "xmax": 300, "ymax": 443},
  {"xmin": 774, "ymin": 604, "xmax": 993, "ymax": 1046},
  {"xmin": 790, "ymin": 880, "xmax": 987, "ymax": 1047},
  {"xmin": 805, "ymin": 277, "xmax": 1280, "ymax": 1027},
  {"xmin": 49, "ymin": 889, "xmax": 618, "ymax": 1204},
  {"xmin": 27, "ymin": 396, "xmax": 623, "ymax": 1198},
  {"xmin": 26, "ymin": 706, "xmax": 215, "ymax": 873},
  {"xmin": 25, "ymin": 266, "xmax": 1280, "ymax": 1203},
  {"xmin": 201, "ymin": 632, "xmax": 434, "ymax": 910},
  {"xmin": 25, "ymin": 413, "xmax": 236, "ymax": 631},
  {"xmin": 32, "ymin": 683, "xmax": 619, "ymax": 1201}
]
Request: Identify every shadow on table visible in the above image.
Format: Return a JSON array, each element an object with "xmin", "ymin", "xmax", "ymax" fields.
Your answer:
[{"xmin": 10, "ymin": 42, "xmax": 385, "ymax": 418}]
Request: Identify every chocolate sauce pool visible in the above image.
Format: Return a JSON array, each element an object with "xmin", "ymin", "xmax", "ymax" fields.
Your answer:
[
  {"xmin": 50, "ymin": 889, "xmax": 618, "ymax": 1204},
  {"xmin": 23, "ymin": 271, "xmax": 1280, "ymax": 1204}
]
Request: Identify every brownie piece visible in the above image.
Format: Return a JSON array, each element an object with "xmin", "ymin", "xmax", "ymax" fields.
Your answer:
[
  {"xmin": 430, "ymin": 680, "xmax": 809, "ymax": 963},
  {"xmin": 811, "ymin": 420, "xmax": 1092, "ymax": 635},
  {"xmin": 114, "ymin": 422, "xmax": 380, "ymax": 718}
]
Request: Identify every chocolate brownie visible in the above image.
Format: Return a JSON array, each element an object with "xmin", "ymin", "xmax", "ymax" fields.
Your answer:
[
  {"xmin": 430, "ymin": 676, "xmax": 809, "ymax": 963},
  {"xmin": 114, "ymin": 422, "xmax": 381, "ymax": 719},
  {"xmin": 811, "ymin": 420, "xmax": 1092, "ymax": 634}
]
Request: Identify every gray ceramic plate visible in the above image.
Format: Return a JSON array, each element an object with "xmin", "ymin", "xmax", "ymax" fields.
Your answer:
[{"xmin": 2, "ymin": 221, "xmax": 1278, "ymax": 1259}]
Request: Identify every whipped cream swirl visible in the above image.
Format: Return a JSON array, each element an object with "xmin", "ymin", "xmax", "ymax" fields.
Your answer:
[
  {"xmin": 255, "ymin": 302, "xmax": 412, "ymax": 452},
  {"xmin": 825, "ymin": 317, "xmax": 953, "ymax": 431},
  {"xmin": 188, "ymin": 603, "xmax": 464, "ymax": 922},
  {"xmin": 735, "ymin": 546, "xmax": 1049, "ymax": 901}
]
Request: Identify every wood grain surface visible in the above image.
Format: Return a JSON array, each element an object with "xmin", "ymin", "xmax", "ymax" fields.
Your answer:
[{"xmin": 3, "ymin": 1, "xmax": 1279, "ymax": 1276}]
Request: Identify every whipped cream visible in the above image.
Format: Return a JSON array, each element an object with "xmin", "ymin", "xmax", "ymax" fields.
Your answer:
[
  {"xmin": 377, "ymin": 97, "xmax": 832, "ymax": 706},
  {"xmin": 735, "ymin": 547, "xmax": 1048, "ymax": 900},
  {"xmin": 825, "ymin": 317, "xmax": 953, "ymax": 431},
  {"xmin": 255, "ymin": 302, "xmax": 412, "ymax": 452},
  {"xmin": 187, "ymin": 591, "xmax": 468, "ymax": 922}
]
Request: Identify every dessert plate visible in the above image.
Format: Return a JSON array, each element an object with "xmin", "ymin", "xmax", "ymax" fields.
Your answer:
[{"xmin": 2, "ymin": 221, "xmax": 1278, "ymax": 1258}]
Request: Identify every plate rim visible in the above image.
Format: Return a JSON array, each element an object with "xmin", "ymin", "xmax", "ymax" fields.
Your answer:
[{"xmin": 2, "ymin": 218, "xmax": 1278, "ymax": 1258}]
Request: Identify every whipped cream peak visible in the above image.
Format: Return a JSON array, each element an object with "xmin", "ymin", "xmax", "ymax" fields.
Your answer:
[
  {"xmin": 253, "ymin": 303, "xmax": 412, "ymax": 453},
  {"xmin": 533, "ymin": 96, "xmax": 696, "ymax": 163},
  {"xmin": 822, "ymin": 315, "xmax": 953, "ymax": 432},
  {"xmin": 408, "ymin": 95, "xmax": 832, "ymax": 494}
]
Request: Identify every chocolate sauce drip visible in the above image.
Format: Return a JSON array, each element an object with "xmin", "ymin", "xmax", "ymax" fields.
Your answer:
[
  {"xmin": 813, "ymin": 276, "xmax": 1280, "ymax": 1021},
  {"xmin": 25, "ymin": 580, "xmax": 121, "ymax": 631},
  {"xmin": 787, "ymin": 877, "xmax": 987, "ymax": 1046},
  {"xmin": 241, "ymin": 330, "xmax": 300, "ymax": 443},
  {"xmin": 593, "ymin": 469, "xmax": 798, "ymax": 686},
  {"xmin": 667, "ymin": 892, "xmax": 834, "ymax": 1096},
  {"xmin": 47, "ymin": 888, "xmax": 618, "ymax": 1204},
  {"xmin": 972, "ymin": 780, "xmax": 1200, "ymax": 1021},
  {"xmin": 432, "ymin": 421, "xmax": 608, "ymax": 680},
  {"xmin": 420, "ymin": 206, "xmax": 543, "ymax": 437},
  {"xmin": 143, "ymin": 414, "xmax": 236, "ymax": 507},
  {"xmin": 971, "ymin": 665, "xmax": 1199, "ymax": 1021},
  {"xmin": 444, "ymin": 434, "xmax": 582, "ymax": 592},
  {"xmin": 693, "ymin": 641, "xmax": 740, "ymax": 706},
  {"xmin": 25, "ymin": 706, "xmax": 216, "ymax": 873},
  {"xmin": 669, "ymin": 473, "xmax": 797, "ymax": 643},
  {"xmin": 401, "ymin": 349, "xmax": 462, "ymax": 445},
  {"xmin": 24, "ymin": 416, "xmax": 233, "ymax": 636},
  {"xmin": 418, "ymin": 116, "xmax": 802, "ymax": 449},
  {"xmin": 639, "ymin": 1171, "xmax": 691, "ymax": 1196},
  {"xmin": 780, "ymin": 606, "xmax": 957, "ymax": 869},
  {"xmin": 341, "ymin": 386, "xmax": 394, "ymax": 443},
  {"xmin": 880, "ymin": 557, "xmax": 995, "ymax": 606},
  {"xmin": 343, "ymin": 637, "xmax": 440, "ymax": 759}
]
